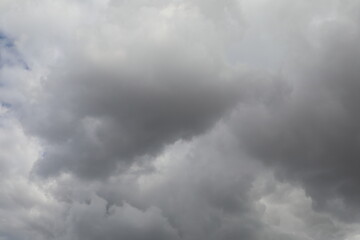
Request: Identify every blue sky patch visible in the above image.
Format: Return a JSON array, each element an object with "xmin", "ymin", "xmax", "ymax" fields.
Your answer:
[{"xmin": 0, "ymin": 32, "xmax": 29, "ymax": 70}]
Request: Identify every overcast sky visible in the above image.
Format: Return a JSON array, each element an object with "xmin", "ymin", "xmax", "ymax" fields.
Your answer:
[{"xmin": 1, "ymin": 0, "xmax": 360, "ymax": 239}]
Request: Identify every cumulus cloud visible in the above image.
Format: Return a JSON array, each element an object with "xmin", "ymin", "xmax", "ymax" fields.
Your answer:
[
  {"xmin": 1, "ymin": 0, "xmax": 360, "ymax": 239},
  {"xmin": 9, "ymin": 0, "xmax": 247, "ymax": 179},
  {"xmin": 235, "ymin": 0, "xmax": 360, "ymax": 220}
]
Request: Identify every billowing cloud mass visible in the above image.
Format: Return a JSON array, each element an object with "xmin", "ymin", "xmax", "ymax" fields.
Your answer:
[
  {"xmin": 236, "ymin": 0, "xmax": 360, "ymax": 220},
  {"xmin": 1, "ymin": 0, "xmax": 360, "ymax": 240}
]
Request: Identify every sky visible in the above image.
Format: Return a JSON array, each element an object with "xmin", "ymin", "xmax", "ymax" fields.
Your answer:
[{"xmin": 1, "ymin": 0, "xmax": 360, "ymax": 239}]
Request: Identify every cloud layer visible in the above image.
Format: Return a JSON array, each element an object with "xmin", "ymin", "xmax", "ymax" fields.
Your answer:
[{"xmin": 1, "ymin": 0, "xmax": 360, "ymax": 240}]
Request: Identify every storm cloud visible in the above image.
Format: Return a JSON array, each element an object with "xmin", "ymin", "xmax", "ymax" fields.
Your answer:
[
  {"xmin": 1, "ymin": 0, "xmax": 360, "ymax": 240},
  {"xmin": 236, "ymin": 0, "xmax": 360, "ymax": 220}
]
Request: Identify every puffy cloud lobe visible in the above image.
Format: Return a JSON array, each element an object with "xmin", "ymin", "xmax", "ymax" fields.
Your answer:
[
  {"xmin": 0, "ymin": 117, "xmax": 64, "ymax": 240},
  {"xmin": 65, "ymin": 197, "xmax": 180, "ymax": 240},
  {"xmin": 0, "ymin": 103, "xmax": 357, "ymax": 240},
  {"xmin": 236, "ymin": 0, "xmax": 360, "ymax": 220},
  {"xmin": 29, "ymin": 52, "xmax": 242, "ymax": 179},
  {"xmin": 45, "ymin": 124, "xmax": 352, "ymax": 240},
  {"xmin": 2, "ymin": 0, "xmax": 360, "ymax": 240},
  {"xmin": 9, "ymin": 1, "xmax": 258, "ymax": 178},
  {"xmin": 16, "ymin": 0, "xmax": 248, "ymax": 179}
]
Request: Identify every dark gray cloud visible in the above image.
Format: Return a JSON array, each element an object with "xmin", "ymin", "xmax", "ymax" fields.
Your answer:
[
  {"xmin": 1, "ymin": 0, "xmax": 360, "ymax": 240},
  {"xmin": 65, "ymin": 197, "xmax": 180, "ymax": 240},
  {"xmin": 236, "ymin": 0, "xmax": 360, "ymax": 221},
  {"xmin": 43, "ymin": 125, "xmax": 334, "ymax": 240},
  {"xmin": 11, "ymin": 0, "xmax": 248, "ymax": 180},
  {"xmin": 27, "ymin": 40, "xmax": 244, "ymax": 179}
]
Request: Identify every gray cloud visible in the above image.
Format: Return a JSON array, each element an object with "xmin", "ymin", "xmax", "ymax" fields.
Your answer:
[
  {"xmin": 42, "ymin": 123, "xmax": 349, "ymax": 240},
  {"xmin": 65, "ymin": 197, "xmax": 180, "ymax": 240},
  {"xmin": 28, "ymin": 52, "xmax": 243, "ymax": 179},
  {"xmin": 2, "ymin": 0, "xmax": 360, "ymax": 240},
  {"xmin": 235, "ymin": 0, "xmax": 360, "ymax": 221},
  {"xmin": 9, "ymin": 0, "xmax": 248, "ymax": 180}
]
